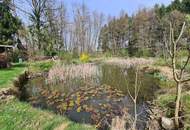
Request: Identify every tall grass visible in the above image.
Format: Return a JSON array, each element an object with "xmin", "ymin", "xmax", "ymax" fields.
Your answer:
[
  {"xmin": 104, "ymin": 58, "xmax": 154, "ymax": 68},
  {"xmin": 47, "ymin": 63, "xmax": 98, "ymax": 84}
]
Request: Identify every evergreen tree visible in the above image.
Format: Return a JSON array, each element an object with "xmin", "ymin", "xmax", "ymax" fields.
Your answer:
[
  {"xmin": 181, "ymin": 0, "xmax": 190, "ymax": 14},
  {"xmin": 0, "ymin": 0, "xmax": 21, "ymax": 45},
  {"xmin": 167, "ymin": 0, "xmax": 182, "ymax": 12}
]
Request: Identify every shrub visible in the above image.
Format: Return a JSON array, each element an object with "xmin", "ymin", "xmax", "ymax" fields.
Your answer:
[
  {"xmin": 178, "ymin": 50, "xmax": 188, "ymax": 57},
  {"xmin": 58, "ymin": 52, "xmax": 74, "ymax": 64},
  {"xmin": 30, "ymin": 61, "xmax": 54, "ymax": 72},
  {"xmin": 154, "ymin": 58, "xmax": 168, "ymax": 66},
  {"xmin": 80, "ymin": 53, "xmax": 90, "ymax": 63},
  {"xmin": 118, "ymin": 48, "xmax": 129, "ymax": 57},
  {"xmin": 134, "ymin": 49, "xmax": 154, "ymax": 57}
]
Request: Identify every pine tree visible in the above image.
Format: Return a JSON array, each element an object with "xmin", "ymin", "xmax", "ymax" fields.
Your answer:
[{"xmin": 0, "ymin": 0, "xmax": 21, "ymax": 45}]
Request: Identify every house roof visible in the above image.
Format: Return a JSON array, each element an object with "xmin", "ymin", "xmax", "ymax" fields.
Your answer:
[{"xmin": 0, "ymin": 45, "xmax": 14, "ymax": 48}]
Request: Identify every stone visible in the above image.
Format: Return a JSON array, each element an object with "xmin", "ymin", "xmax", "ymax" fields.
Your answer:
[{"xmin": 161, "ymin": 117, "xmax": 175, "ymax": 130}]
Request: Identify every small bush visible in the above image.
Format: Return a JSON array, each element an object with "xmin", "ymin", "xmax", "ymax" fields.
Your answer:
[
  {"xmin": 178, "ymin": 50, "xmax": 188, "ymax": 57},
  {"xmin": 58, "ymin": 52, "xmax": 74, "ymax": 64},
  {"xmin": 30, "ymin": 61, "xmax": 54, "ymax": 72},
  {"xmin": 118, "ymin": 48, "xmax": 129, "ymax": 57},
  {"xmin": 153, "ymin": 72, "xmax": 167, "ymax": 81},
  {"xmin": 80, "ymin": 53, "xmax": 90, "ymax": 63},
  {"xmin": 134, "ymin": 49, "xmax": 154, "ymax": 57},
  {"xmin": 154, "ymin": 58, "xmax": 168, "ymax": 66}
]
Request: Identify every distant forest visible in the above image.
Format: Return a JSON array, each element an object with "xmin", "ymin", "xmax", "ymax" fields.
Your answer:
[{"xmin": 1, "ymin": 0, "xmax": 190, "ymax": 57}]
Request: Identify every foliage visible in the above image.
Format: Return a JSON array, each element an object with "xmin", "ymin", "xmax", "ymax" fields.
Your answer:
[
  {"xmin": 98, "ymin": 0, "xmax": 190, "ymax": 58},
  {"xmin": 104, "ymin": 51, "xmax": 113, "ymax": 58},
  {"xmin": 152, "ymin": 71, "xmax": 175, "ymax": 88},
  {"xmin": 29, "ymin": 60, "xmax": 54, "ymax": 72},
  {"xmin": 134, "ymin": 49, "xmax": 154, "ymax": 57},
  {"xmin": 154, "ymin": 58, "xmax": 168, "ymax": 66},
  {"xmin": 58, "ymin": 52, "xmax": 74, "ymax": 64},
  {"xmin": 99, "ymin": 15, "xmax": 129, "ymax": 52},
  {"xmin": 180, "ymin": 0, "xmax": 190, "ymax": 14},
  {"xmin": 80, "ymin": 53, "xmax": 90, "ymax": 63},
  {"xmin": 0, "ymin": 1, "xmax": 21, "ymax": 45},
  {"xmin": 153, "ymin": 72, "xmax": 167, "ymax": 82},
  {"xmin": 118, "ymin": 48, "xmax": 129, "ymax": 57},
  {"xmin": 28, "ymin": 0, "xmax": 47, "ymax": 52}
]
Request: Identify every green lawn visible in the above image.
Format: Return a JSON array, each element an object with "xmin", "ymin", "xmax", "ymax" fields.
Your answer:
[
  {"xmin": 0, "ymin": 99, "xmax": 66, "ymax": 130},
  {"xmin": 0, "ymin": 63, "xmax": 96, "ymax": 130},
  {"xmin": 0, "ymin": 63, "xmax": 26, "ymax": 89}
]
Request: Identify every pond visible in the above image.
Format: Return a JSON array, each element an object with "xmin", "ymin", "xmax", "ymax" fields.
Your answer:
[{"xmin": 20, "ymin": 63, "xmax": 160, "ymax": 130}]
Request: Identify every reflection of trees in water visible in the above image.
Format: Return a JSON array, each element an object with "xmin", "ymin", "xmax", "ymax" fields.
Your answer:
[
  {"xmin": 100, "ymin": 64, "xmax": 159, "ymax": 101},
  {"xmin": 24, "ymin": 64, "xmax": 159, "ymax": 129}
]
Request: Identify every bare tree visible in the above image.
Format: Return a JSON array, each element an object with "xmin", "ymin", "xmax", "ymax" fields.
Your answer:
[
  {"xmin": 29, "ymin": 0, "xmax": 47, "ymax": 51},
  {"xmin": 127, "ymin": 67, "xmax": 141, "ymax": 130},
  {"xmin": 57, "ymin": 2, "xmax": 67, "ymax": 51},
  {"xmin": 164, "ymin": 21, "xmax": 190, "ymax": 128}
]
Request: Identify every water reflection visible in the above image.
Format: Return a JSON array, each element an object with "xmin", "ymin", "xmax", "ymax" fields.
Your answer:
[{"xmin": 21, "ymin": 64, "xmax": 159, "ymax": 130}]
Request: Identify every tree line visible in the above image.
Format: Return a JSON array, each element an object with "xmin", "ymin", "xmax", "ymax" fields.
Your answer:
[
  {"xmin": 1, "ymin": 0, "xmax": 190, "ymax": 57},
  {"xmin": 99, "ymin": 0, "xmax": 190, "ymax": 57},
  {"xmin": 25, "ymin": 0, "xmax": 105, "ymax": 57}
]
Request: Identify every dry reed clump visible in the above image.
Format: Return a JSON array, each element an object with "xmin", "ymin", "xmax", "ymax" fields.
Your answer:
[
  {"xmin": 111, "ymin": 108, "xmax": 135, "ymax": 130},
  {"xmin": 111, "ymin": 116, "xmax": 126, "ymax": 130},
  {"xmin": 47, "ymin": 63, "xmax": 98, "ymax": 84},
  {"xmin": 104, "ymin": 58, "xmax": 154, "ymax": 68}
]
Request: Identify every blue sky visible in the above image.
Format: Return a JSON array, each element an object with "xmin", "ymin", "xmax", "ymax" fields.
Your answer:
[
  {"xmin": 62, "ymin": 0, "xmax": 173, "ymax": 16},
  {"xmin": 16, "ymin": 0, "xmax": 173, "ymax": 25}
]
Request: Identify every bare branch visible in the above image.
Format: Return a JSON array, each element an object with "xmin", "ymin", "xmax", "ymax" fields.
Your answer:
[
  {"xmin": 179, "ymin": 51, "xmax": 190, "ymax": 78},
  {"xmin": 175, "ymin": 22, "xmax": 186, "ymax": 45},
  {"xmin": 181, "ymin": 78, "xmax": 190, "ymax": 83}
]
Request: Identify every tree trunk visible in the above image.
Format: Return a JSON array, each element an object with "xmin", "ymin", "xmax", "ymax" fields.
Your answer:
[{"xmin": 175, "ymin": 82, "xmax": 182, "ymax": 128}]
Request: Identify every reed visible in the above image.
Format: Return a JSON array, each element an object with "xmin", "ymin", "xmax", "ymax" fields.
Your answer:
[
  {"xmin": 104, "ymin": 58, "xmax": 154, "ymax": 68},
  {"xmin": 47, "ymin": 63, "xmax": 98, "ymax": 84}
]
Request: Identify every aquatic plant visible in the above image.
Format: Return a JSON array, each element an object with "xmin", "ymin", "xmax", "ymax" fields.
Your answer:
[
  {"xmin": 28, "ymin": 84, "xmax": 125, "ymax": 129},
  {"xmin": 47, "ymin": 63, "xmax": 98, "ymax": 84},
  {"xmin": 104, "ymin": 58, "xmax": 154, "ymax": 68}
]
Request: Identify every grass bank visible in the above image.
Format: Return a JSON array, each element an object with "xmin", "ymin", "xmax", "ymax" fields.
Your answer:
[
  {"xmin": 0, "ymin": 63, "xmax": 26, "ymax": 89},
  {"xmin": 0, "ymin": 62, "xmax": 96, "ymax": 130},
  {"xmin": 153, "ymin": 58, "xmax": 190, "ymax": 129}
]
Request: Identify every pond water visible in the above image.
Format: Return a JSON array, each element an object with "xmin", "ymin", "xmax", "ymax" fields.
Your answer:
[{"xmin": 21, "ymin": 64, "xmax": 159, "ymax": 130}]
